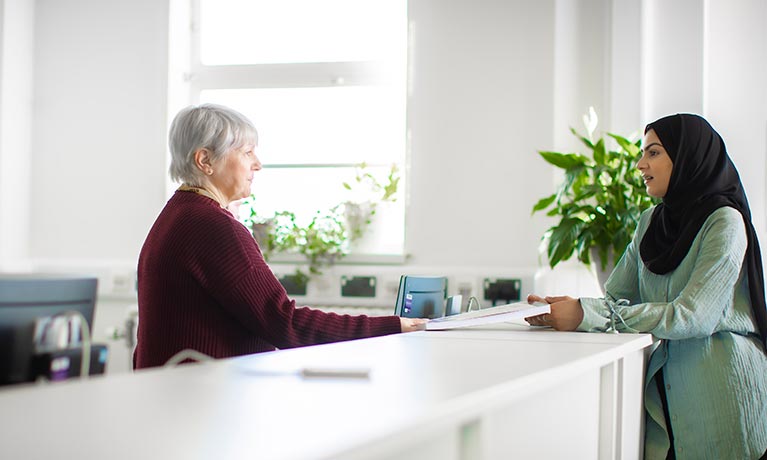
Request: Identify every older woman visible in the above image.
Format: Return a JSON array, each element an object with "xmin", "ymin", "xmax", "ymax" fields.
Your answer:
[
  {"xmin": 134, "ymin": 103, "xmax": 426, "ymax": 369},
  {"xmin": 528, "ymin": 114, "xmax": 767, "ymax": 459}
]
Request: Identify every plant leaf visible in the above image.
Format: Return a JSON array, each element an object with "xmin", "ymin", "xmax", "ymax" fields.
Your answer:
[
  {"xmin": 592, "ymin": 138, "xmax": 607, "ymax": 165},
  {"xmin": 608, "ymin": 133, "xmax": 641, "ymax": 158},
  {"xmin": 570, "ymin": 127, "xmax": 594, "ymax": 149},
  {"xmin": 539, "ymin": 151, "xmax": 589, "ymax": 170},
  {"xmin": 532, "ymin": 194, "xmax": 556, "ymax": 214},
  {"xmin": 547, "ymin": 217, "xmax": 583, "ymax": 268}
]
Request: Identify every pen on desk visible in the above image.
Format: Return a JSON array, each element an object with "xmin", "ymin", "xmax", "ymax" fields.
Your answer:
[{"xmin": 300, "ymin": 367, "xmax": 371, "ymax": 379}]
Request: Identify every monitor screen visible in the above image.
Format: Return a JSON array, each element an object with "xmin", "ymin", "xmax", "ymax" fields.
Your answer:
[
  {"xmin": 394, "ymin": 276, "xmax": 447, "ymax": 319},
  {"xmin": 0, "ymin": 275, "xmax": 97, "ymax": 385}
]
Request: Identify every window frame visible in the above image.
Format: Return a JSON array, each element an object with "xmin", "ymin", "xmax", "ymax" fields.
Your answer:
[{"xmin": 180, "ymin": 0, "xmax": 408, "ymax": 262}]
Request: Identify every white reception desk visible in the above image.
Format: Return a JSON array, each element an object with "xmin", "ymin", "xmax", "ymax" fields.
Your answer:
[{"xmin": 0, "ymin": 323, "xmax": 652, "ymax": 460}]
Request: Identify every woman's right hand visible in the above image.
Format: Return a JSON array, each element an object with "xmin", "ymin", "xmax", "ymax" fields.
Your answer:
[
  {"xmin": 525, "ymin": 294, "xmax": 551, "ymax": 327},
  {"xmin": 400, "ymin": 317, "xmax": 428, "ymax": 332},
  {"xmin": 525, "ymin": 294, "xmax": 583, "ymax": 331},
  {"xmin": 527, "ymin": 294, "xmax": 547, "ymax": 304}
]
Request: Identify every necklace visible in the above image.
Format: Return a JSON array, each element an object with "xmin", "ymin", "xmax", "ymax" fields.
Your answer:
[{"xmin": 177, "ymin": 184, "xmax": 225, "ymax": 208}]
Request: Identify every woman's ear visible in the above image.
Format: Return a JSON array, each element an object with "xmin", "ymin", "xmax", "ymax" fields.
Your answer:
[{"xmin": 193, "ymin": 148, "xmax": 214, "ymax": 176}]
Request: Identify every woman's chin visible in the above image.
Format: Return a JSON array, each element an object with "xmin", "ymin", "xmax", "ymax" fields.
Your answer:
[{"xmin": 645, "ymin": 187, "xmax": 661, "ymax": 199}]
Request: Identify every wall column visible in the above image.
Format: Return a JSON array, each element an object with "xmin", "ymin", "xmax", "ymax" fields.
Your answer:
[{"xmin": 0, "ymin": 0, "xmax": 34, "ymax": 271}]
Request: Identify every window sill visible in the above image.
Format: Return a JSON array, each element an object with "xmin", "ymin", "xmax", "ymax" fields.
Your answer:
[{"xmin": 266, "ymin": 253, "xmax": 408, "ymax": 266}]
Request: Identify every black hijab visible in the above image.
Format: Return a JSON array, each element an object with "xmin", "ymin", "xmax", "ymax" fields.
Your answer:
[{"xmin": 640, "ymin": 113, "xmax": 767, "ymax": 348}]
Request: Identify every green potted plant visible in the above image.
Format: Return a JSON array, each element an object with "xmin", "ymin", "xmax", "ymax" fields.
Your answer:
[
  {"xmin": 240, "ymin": 163, "xmax": 400, "ymax": 286},
  {"xmin": 272, "ymin": 208, "xmax": 347, "ymax": 276},
  {"xmin": 341, "ymin": 163, "xmax": 400, "ymax": 242},
  {"xmin": 249, "ymin": 207, "xmax": 347, "ymax": 285},
  {"xmin": 532, "ymin": 108, "xmax": 657, "ymax": 283}
]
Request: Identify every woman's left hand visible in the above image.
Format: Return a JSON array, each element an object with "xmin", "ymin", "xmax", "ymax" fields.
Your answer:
[
  {"xmin": 400, "ymin": 317, "xmax": 428, "ymax": 332},
  {"xmin": 525, "ymin": 294, "xmax": 584, "ymax": 331}
]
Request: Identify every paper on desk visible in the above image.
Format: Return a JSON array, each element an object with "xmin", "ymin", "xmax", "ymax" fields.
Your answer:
[{"xmin": 425, "ymin": 301, "xmax": 550, "ymax": 330}]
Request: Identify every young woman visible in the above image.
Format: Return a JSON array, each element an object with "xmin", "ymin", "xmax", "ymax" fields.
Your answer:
[{"xmin": 527, "ymin": 113, "xmax": 767, "ymax": 459}]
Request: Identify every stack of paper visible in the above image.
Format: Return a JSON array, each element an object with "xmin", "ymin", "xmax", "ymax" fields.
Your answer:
[{"xmin": 425, "ymin": 301, "xmax": 550, "ymax": 330}]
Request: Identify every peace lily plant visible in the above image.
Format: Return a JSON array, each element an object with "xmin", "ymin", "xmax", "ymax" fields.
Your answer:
[{"xmin": 532, "ymin": 108, "xmax": 657, "ymax": 275}]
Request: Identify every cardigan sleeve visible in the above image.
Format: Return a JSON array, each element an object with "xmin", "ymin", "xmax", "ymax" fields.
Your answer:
[
  {"xmin": 578, "ymin": 207, "xmax": 748, "ymax": 339},
  {"xmin": 191, "ymin": 210, "xmax": 402, "ymax": 349},
  {"xmin": 225, "ymin": 266, "xmax": 402, "ymax": 349}
]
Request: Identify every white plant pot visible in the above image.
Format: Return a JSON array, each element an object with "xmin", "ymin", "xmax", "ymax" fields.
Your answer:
[{"xmin": 590, "ymin": 246, "xmax": 616, "ymax": 295}]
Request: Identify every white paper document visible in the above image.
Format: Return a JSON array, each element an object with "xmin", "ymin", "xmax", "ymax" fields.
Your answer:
[{"xmin": 426, "ymin": 301, "xmax": 550, "ymax": 330}]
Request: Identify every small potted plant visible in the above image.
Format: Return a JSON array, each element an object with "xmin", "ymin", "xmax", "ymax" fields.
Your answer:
[
  {"xmin": 240, "ymin": 163, "xmax": 401, "ymax": 289},
  {"xmin": 341, "ymin": 162, "xmax": 400, "ymax": 242},
  {"xmin": 266, "ymin": 207, "xmax": 347, "ymax": 276},
  {"xmin": 532, "ymin": 108, "xmax": 657, "ymax": 286}
]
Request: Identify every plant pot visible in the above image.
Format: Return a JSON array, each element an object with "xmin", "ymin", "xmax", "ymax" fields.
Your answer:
[
  {"xmin": 343, "ymin": 201, "xmax": 374, "ymax": 241},
  {"xmin": 343, "ymin": 200, "xmax": 404, "ymax": 254},
  {"xmin": 250, "ymin": 220, "xmax": 274, "ymax": 250},
  {"xmin": 590, "ymin": 247, "xmax": 616, "ymax": 294}
]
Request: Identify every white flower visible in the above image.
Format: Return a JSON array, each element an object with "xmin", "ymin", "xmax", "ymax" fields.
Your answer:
[{"xmin": 583, "ymin": 106, "xmax": 599, "ymax": 141}]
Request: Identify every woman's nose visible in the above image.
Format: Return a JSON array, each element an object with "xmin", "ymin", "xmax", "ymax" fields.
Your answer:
[
  {"xmin": 636, "ymin": 155, "xmax": 647, "ymax": 170},
  {"xmin": 253, "ymin": 156, "xmax": 262, "ymax": 171}
]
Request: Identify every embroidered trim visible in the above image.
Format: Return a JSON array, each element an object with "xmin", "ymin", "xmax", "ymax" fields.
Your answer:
[{"xmin": 604, "ymin": 298, "xmax": 631, "ymax": 333}]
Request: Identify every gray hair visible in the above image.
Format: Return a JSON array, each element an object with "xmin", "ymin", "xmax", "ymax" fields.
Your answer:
[{"xmin": 168, "ymin": 103, "xmax": 258, "ymax": 184}]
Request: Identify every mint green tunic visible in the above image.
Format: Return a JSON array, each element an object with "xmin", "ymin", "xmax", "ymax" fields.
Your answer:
[{"xmin": 579, "ymin": 206, "xmax": 767, "ymax": 459}]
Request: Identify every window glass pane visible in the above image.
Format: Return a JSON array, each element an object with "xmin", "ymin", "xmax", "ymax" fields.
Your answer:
[
  {"xmin": 244, "ymin": 167, "xmax": 405, "ymax": 254},
  {"xmin": 200, "ymin": 86, "xmax": 405, "ymax": 166},
  {"xmin": 250, "ymin": 167, "xmax": 356, "ymax": 220},
  {"xmin": 199, "ymin": 0, "xmax": 407, "ymax": 65}
]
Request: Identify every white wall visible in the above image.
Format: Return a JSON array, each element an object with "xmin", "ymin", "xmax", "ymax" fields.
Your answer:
[
  {"xmin": 0, "ymin": 0, "xmax": 34, "ymax": 271},
  {"xmin": 641, "ymin": 0, "xmax": 706, "ymax": 120},
  {"xmin": 704, "ymin": 0, "xmax": 767, "ymax": 235},
  {"xmin": 553, "ymin": 0, "xmax": 610, "ymax": 148},
  {"xmin": 406, "ymin": 0, "xmax": 554, "ymax": 268},
  {"xmin": 30, "ymin": 0, "xmax": 170, "ymax": 262},
  {"xmin": 608, "ymin": 0, "xmax": 642, "ymax": 135}
]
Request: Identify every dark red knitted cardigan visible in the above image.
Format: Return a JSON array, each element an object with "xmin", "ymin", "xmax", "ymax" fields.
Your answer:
[{"xmin": 134, "ymin": 191, "xmax": 400, "ymax": 369}]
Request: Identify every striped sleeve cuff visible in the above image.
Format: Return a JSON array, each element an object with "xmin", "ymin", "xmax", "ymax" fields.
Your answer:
[{"xmin": 577, "ymin": 297, "xmax": 610, "ymax": 332}]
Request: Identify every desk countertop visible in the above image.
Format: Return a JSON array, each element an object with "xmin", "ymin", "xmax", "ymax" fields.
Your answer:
[{"xmin": 0, "ymin": 324, "xmax": 652, "ymax": 460}]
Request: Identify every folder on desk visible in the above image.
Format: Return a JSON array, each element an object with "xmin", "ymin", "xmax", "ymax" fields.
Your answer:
[{"xmin": 425, "ymin": 302, "xmax": 550, "ymax": 330}]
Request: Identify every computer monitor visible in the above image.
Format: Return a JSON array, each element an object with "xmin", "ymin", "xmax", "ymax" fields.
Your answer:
[
  {"xmin": 394, "ymin": 276, "xmax": 447, "ymax": 319},
  {"xmin": 0, "ymin": 275, "xmax": 97, "ymax": 385}
]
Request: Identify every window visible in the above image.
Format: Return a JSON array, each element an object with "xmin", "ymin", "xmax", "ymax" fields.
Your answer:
[{"xmin": 179, "ymin": 0, "xmax": 407, "ymax": 256}]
